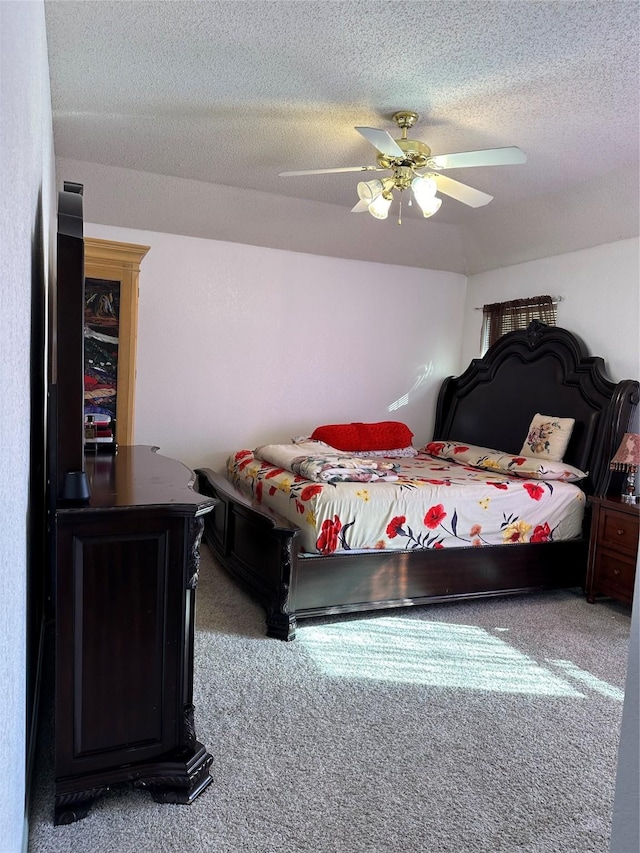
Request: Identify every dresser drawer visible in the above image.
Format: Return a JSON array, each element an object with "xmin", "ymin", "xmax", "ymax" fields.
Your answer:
[
  {"xmin": 594, "ymin": 549, "xmax": 636, "ymax": 603},
  {"xmin": 587, "ymin": 496, "xmax": 639, "ymax": 606},
  {"xmin": 599, "ymin": 507, "xmax": 640, "ymax": 555}
]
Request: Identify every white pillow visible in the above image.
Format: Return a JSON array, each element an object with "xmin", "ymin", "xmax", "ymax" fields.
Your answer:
[{"xmin": 520, "ymin": 414, "xmax": 575, "ymax": 462}]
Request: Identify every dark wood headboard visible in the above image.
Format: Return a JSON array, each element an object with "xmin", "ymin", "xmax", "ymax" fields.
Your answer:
[{"xmin": 433, "ymin": 321, "xmax": 639, "ymax": 497}]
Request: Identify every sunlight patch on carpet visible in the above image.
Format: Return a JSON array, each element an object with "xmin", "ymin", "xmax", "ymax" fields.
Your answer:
[
  {"xmin": 297, "ymin": 618, "xmax": 589, "ymax": 695},
  {"xmin": 547, "ymin": 659, "xmax": 625, "ymax": 701}
]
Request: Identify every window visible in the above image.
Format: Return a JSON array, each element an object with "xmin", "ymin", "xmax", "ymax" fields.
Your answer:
[{"xmin": 481, "ymin": 295, "xmax": 557, "ymax": 354}]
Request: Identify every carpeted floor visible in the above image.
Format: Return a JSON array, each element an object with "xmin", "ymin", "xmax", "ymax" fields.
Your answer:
[{"xmin": 28, "ymin": 545, "xmax": 631, "ymax": 853}]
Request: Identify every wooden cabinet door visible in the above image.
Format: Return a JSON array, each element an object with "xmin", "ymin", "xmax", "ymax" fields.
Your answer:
[{"xmin": 55, "ymin": 511, "xmax": 188, "ymax": 779}]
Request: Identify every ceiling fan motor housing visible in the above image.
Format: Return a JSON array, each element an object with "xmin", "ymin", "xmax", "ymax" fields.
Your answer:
[{"xmin": 377, "ymin": 138, "xmax": 433, "ymax": 172}]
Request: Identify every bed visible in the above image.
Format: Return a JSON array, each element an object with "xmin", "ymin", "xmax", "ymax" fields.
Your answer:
[{"xmin": 195, "ymin": 322, "xmax": 638, "ymax": 639}]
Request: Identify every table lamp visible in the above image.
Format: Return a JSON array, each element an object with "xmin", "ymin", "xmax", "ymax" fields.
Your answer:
[{"xmin": 610, "ymin": 433, "xmax": 640, "ymax": 503}]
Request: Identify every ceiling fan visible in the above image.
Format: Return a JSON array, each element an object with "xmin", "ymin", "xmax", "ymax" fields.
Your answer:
[{"xmin": 279, "ymin": 111, "xmax": 527, "ymax": 222}]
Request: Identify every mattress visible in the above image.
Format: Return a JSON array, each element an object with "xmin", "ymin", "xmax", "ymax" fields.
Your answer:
[{"xmin": 226, "ymin": 449, "xmax": 586, "ymax": 555}]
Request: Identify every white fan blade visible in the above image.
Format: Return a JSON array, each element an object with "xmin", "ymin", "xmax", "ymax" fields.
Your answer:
[
  {"xmin": 431, "ymin": 174, "xmax": 494, "ymax": 207},
  {"xmin": 279, "ymin": 165, "xmax": 380, "ymax": 176},
  {"xmin": 355, "ymin": 127, "xmax": 404, "ymax": 158},
  {"xmin": 428, "ymin": 146, "xmax": 527, "ymax": 170},
  {"xmin": 351, "ymin": 200, "xmax": 369, "ymax": 213}
]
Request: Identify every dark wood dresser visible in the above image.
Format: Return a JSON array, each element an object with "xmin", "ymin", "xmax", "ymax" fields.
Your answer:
[
  {"xmin": 53, "ymin": 446, "xmax": 217, "ymax": 824},
  {"xmin": 586, "ymin": 495, "xmax": 639, "ymax": 607}
]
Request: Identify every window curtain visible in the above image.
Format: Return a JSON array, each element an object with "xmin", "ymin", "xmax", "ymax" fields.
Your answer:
[{"xmin": 481, "ymin": 295, "xmax": 557, "ymax": 353}]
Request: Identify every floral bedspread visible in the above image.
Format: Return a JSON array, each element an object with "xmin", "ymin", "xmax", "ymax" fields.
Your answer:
[{"xmin": 227, "ymin": 449, "xmax": 586, "ymax": 555}]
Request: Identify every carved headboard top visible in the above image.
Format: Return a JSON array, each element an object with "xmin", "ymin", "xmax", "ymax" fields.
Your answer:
[{"xmin": 433, "ymin": 322, "xmax": 639, "ymax": 496}]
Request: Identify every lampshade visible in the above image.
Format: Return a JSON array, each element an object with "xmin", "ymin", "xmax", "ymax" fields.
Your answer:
[
  {"xmin": 357, "ymin": 179, "xmax": 384, "ymax": 204},
  {"xmin": 356, "ymin": 175, "xmax": 444, "ymax": 222},
  {"xmin": 368, "ymin": 192, "xmax": 393, "ymax": 219},
  {"xmin": 411, "ymin": 176, "xmax": 441, "ymax": 217},
  {"xmin": 610, "ymin": 433, "xmax": 640, "ymax": 470},
  {"xmin": 610, "ymin": 432, "xmax": 640, "ymax": 503},
  {"xmin": 411, "ymin": 176, "xmax": 437, "ymax": 202},
  {"xmin": 417, "ymin": 196, "xmax": 442, "ymax": 218}
]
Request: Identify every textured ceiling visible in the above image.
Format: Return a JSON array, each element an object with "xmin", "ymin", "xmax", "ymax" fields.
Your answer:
[{"xmin": 44, "ymin": 1, "xmax": 639, "ymax": 273}]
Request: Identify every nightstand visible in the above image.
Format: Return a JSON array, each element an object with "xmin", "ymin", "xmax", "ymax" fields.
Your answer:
[{"xmin": 586, "ymin": 495, "xmax": 639, "ymax": 606}]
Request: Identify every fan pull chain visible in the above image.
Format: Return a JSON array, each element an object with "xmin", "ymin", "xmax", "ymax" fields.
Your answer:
[{"xmin": 397, "ymin": 198, "xmax": 402, "ymax": 225}]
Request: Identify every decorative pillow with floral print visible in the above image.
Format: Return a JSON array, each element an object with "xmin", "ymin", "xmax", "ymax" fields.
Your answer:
[
  {"xmin": 424, "ymin": 440, "xmax": 587, "ymax": 482},
  {"xmin": 519, "ymin": 413, "xmax": 575, "ymax": 462}
]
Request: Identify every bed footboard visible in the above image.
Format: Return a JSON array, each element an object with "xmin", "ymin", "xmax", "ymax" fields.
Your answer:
[{"xmin": 194, "ymin": 468, "xmax": 301, "ymax": 639}]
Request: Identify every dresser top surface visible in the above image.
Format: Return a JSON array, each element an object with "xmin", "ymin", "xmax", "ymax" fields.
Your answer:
[
  {"xmin": 57, "ymin": 445, "xmax": 216, "ymax": 513},
  {"xmin": 590, "ymin": 494, "xmax": 640, "ymax": 516}
]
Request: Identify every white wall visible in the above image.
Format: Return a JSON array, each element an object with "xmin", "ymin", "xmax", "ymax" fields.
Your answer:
[
  {"xmin": 74, "ymin": 224, "xmax": 640, "ymax": 472},
  {"xmin": 0, "ymin": 2, "xmax": 55, "ymax": 850},
  {"xmin": 56, "ymin": 155, "xmax": 468, "ymax": 275},
  {"xmin": 82, "ymin": 224, "xmax": 467, "ymax": 472},
  {"xmin": 460, "ymin": 239, "xmax": 640, "ymax": 384}
]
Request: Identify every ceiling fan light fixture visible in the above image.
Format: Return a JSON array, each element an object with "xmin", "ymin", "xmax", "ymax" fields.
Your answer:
[
  {"xmin": 417, "ymin": 196, "xmax": 442, "ymax": 218},
  {"xmin": 368, "ymin": 191, "xmax": 393, "ymax": 219},
  {"xmin": 411, "ymin": 176, "xmax": 441, "ymax": 217},
  {"xmin": 411, "ymin": 175, "xmax": 437, "ymax": 200},
  {"xmin": 357, "ymin": 179, "xmax": 384, "ymax": 204}
]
